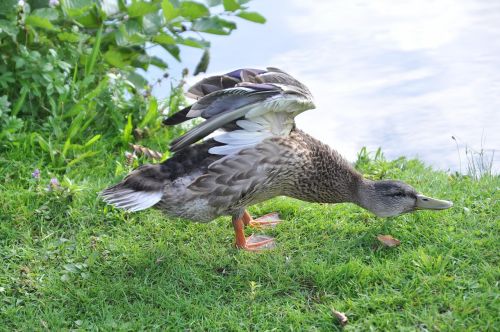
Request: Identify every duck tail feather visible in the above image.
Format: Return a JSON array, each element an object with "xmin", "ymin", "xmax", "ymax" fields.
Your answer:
[{"xmin": 100, "ymin": 164, "xmax": 166, "ymax": 212}]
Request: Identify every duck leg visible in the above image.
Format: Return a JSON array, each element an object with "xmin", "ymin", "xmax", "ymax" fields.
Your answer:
[
  {"xmin": 242, "ymin": 210, "xmax": 282, "ymax": 229},
  {"xmin": 233, "ymin": 216, "xmax": 276, "ymax": 251}
]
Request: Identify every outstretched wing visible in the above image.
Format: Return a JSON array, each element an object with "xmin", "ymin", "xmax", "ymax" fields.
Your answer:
[{"xmin": 164, "ymin": 67, "xmax": 315, "ymax": 155}]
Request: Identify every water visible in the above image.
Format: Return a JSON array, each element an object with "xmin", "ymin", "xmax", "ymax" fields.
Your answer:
[{"xmin": 148, "ymin": 0, "xmax": 500, "ymax": 173}]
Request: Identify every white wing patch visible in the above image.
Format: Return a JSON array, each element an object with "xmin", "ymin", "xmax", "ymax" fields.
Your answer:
[
  {"xmin": 205, "ymin": 82, "xmax": 315, "ymax": 156},
  {"xmin": 101, "ymin": 189, "xmax": 163, "ymax": 212}
]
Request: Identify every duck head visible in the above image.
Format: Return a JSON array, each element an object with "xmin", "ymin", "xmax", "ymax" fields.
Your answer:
[{"xmin": 357, "ymin": 179, "xmax": 453, "ymax": 217}]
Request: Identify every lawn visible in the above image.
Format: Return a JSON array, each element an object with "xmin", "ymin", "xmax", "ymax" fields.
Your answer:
[{"xmin": 0, "ymin": 147, "xmax": 499, "ymax": 331}]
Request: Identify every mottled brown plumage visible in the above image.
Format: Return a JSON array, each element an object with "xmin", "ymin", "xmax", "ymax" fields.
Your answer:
[{"xmin": 101, "ymin": 67, "xmax": 453, "ymax": 250}]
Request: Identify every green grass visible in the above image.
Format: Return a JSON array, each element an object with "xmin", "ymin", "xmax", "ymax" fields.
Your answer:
[{"xmin": 0, "ymin": 147, "xmax": 499, "ymax": 331}]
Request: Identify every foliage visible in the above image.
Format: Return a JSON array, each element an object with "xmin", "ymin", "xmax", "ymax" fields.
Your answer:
[
  {"xmin": 354, "ymin": 146, "xmax": 414, "ymax": 180},
  {"xmin": 0, "ymin": 0, "xmax": 264, "ymax": 172}
]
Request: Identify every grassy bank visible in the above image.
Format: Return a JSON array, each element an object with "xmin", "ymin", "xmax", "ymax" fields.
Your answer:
[{"xmin": 0, "ymin": 146, "xmax": 499, "ymax": 331}]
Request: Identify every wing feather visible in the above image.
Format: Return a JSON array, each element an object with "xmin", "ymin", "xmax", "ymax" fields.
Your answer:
[{"xmin": 165, "ymin": 67, "xmax": 315, "ymax": 155}]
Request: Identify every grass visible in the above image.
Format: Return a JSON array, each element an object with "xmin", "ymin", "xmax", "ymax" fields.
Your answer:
[{"xmin": 0, "ymin": 145, "xmax": 499, "ymax": 331}]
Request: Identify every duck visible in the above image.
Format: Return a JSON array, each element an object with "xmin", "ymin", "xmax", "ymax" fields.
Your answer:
[{"xmin": 101, "ymin": 67, "xmax": 453, "ymax": 251}]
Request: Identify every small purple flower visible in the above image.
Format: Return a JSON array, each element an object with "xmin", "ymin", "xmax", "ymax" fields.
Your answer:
[
  {"xmin": 46, "ymin": 177, "xmax": 61, "ymax": 191},
  {"xmin": 32, "ymin": 169, "xmax": 41, "ymax": 179},
  {"xmin": 50, "ymin": 177, "xmax": 60, "ymax": 188},
  {"xmin": 49, "ymin": 0, "xmax": 59, "ymax": 7}
]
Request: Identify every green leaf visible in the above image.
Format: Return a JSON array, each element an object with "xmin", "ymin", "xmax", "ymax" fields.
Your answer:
[
  {"xmin": 0, "ymin": 0, "xmax": 18, "ymax": 19},
  {"xmin": 127, "ymin": 1, "xmax": 158, "ymax": 18},
  {"xmin": 127, "ymin": 72, "xmax": 148, "ymax": 89},
  {"xmin": 103, "ymin": 49, "xmax": 130, "ymax": 69},
  {"xmin": 176, "ymin": 36, "xmax": 209, "ymax": 49},
  {"xmin": 139, "ymin": 97, "xmax": 158, "ymax": 127},
  {"xmin": 152, "ymin": 32, "xmax": 175, "ymax": 45},
  {"xmin": 31, "ymin": 8, "xmax": 59, "ymax": 21},
  {"xmin": 132, "ymin": 54, "xmax": 167, "ymax": 70},
  {"xmin": 193, "ymin": 49, "xmax": 209, "ymax": 75},
  {"xmin": 84, "ymin": 134, "xmax": 101, "ymax": 147},
  {"xmin": 122, "ymin": 114, "xmax": 133, "ymax": 143},
  {"xmin": 179, "ymin": 1, "xmax": 209, "ymax": 20},
  {"xmin": 67, "ymin": 151, "xmax": 97, "ymax": 166},
  {"xmin": 143, "ymin": 12, "xmax": 163, "ymax": 34},
  {"xmin": 61, "ymin": 0, "xmax": 95, "ymax": 17},
  {"xmin": 160, "ymin": 43, "xmax": 180, "ymax": 61},
  {"xmin": 192, "ymin": 17, "xmax": 236, "ymax": 35},
  {"xmin": 85, "ymin": 24, "xmax": 103, "ymax": 76},
  {"xmin": 223, "ymin": 0, "xmax": 239, "ymax": 11},
  {"xmin": 236, "ymin": 11, "xmax": 266, "ymax": 23},
  {"xmin": 0, "ymin": 19, "xmax": 19, "ymax": 41},
  {"xmin": 161, "ymin": 0, "xmax": 178, "ymax": 21},
  {"xmin": 25, "ymin": 15, "xmax": 59, "ymax": 31},
  {"xmin": 57, "ymin": 32, "xmax": 83, "ymax": 42}
]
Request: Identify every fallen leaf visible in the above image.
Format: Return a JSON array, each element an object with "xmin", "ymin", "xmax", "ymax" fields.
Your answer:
[
  {"xmin": 332, "ymin": 308, "xmax": 348, "ymax": 326},
  {"xmin": 377, "ymin": 234, "xmax": 401, "ymax": 247}
]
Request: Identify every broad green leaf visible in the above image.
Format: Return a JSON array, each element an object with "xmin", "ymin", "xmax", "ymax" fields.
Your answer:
[
  {"xmin": 193, "ymin": 49, "xmax": 209, "ymax": 75},
  {"xmin": 161, "ymin": 43, "xmax": 180, "ymax": 61},
  {"xmin": 127, "ymin": 72, "xmax": 148, "ymax": 89},
  {"xmin": 127, "ymin": 1, "xmax": 158, "ymax": 18},
  {"xmin": 179, "ymin": 1, "xmax": 209, "ymax": 20},
  {"xmin": 61, "ymin": 0, "xmax": 94, "ymax": 17},
  {"xmin": 192, "ymin": 17, "xmax": 236, "ymax": 35},
  {"xmin": 237, "ymin": 11, "xmax": 266, "ymax": 23},
  {"xmin": 116, "ymin": 22, "xmax": 147, "ymax": 46},
  {"xmin": 223, "ymin": 0, "xmax": 239, "ymax": 11},
  {"xmin": 147, "ymin": 55, "xmax": 168, "ymax": 69},
  {"xmin": 132, "ymin": 54, "xmax": 167, "ymax": 70},
  {"xmin": 103, "ymin": 49, "xmax": 130, "ymax": 69},
  {"xmin": 161, "ymin": 0, "xmax": 178, "ymax": 21},
  {"xmin": 75, "ymin": 12, "xmax": 100, "ymax": 28},
  {"xmin": 152, "ymin": 32, "xmax": 176, "ymax": 45},
  {"xmin": 31, "ymin": 8, "xmax": 59, "ymax": 21},
  {"xmin": 0, "ymin": 0, "xmax": 18, "ymax": 19},
  {"xmin": 143, "ymin": 12, "xmax": 163, "ymax": 34},
  {"xmin": 25, "ymin": 15, "xmax": 59, "ymax": 31},
  {"xmin": 0, "ymin": 19, "xmax": 19, "ymax": 41},
  {"xmin": 176, "ymin": 36, "xmax": 210, "ymax": 49}
]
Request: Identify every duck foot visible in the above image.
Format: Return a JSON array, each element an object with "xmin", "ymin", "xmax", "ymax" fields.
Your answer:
[
  {"xmin": 239, "ymin": 234, "xmax": 276, "ymax": 251},
  {"xmin": 243, "ymin": 211, "xmax": 282, "ymax": 229},
  {"xmin": 233, "ymin": 215, "xmax": 277, "ymax": 251}
]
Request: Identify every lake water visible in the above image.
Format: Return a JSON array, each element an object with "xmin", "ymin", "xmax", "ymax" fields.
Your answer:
[{"xmin": 149, "ymin": 0, "xmax": 500, "ymax": 174}]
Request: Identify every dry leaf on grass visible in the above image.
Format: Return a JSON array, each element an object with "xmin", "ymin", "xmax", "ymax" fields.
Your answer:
[
  {"xmin": 377, "ymin": 234, "xmax": 401, "ymax": 247},
  {"xmin": 332, "ymin": 308, "xmax": 348, "ymax": 326}
]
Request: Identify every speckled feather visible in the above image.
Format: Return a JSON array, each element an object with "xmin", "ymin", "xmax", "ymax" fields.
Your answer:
[{"xmin": 152, "ymin": 129, "xmax": 362, "ymax": 222}]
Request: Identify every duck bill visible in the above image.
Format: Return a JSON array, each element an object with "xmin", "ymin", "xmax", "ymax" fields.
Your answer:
[{"xmin": 416, "ymin": 194, "xmax": 453, "ymax": 210}]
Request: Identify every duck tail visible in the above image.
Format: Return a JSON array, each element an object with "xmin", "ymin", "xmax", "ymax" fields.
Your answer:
[{"xmin": 100, "ymin": 164, "xmax": 166, "ymax": 212}]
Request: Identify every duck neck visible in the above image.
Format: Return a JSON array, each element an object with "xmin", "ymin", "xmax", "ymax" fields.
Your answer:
[{"xmin": 287, "ymin": 130, "xmax": 366, "ymax": 204}]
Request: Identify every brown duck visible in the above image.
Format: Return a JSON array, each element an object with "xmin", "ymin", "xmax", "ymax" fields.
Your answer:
[{"xmin": 101, "ymin": 67, "xmax": 453, "ymax": 251}]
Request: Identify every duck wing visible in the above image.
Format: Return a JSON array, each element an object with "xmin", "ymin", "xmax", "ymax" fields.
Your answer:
[{"xmin": 164, "ymin": 67, "xmax": 315, "ymax": 155}]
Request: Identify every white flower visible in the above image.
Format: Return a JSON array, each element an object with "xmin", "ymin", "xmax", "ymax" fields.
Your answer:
[
  {"xmin": 49, "ymin": 0, "xmax": 59, "ymax": 7},
  {"xmin": 17, "ymin": 0, "xmax": 25, "ymax": 7}
]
